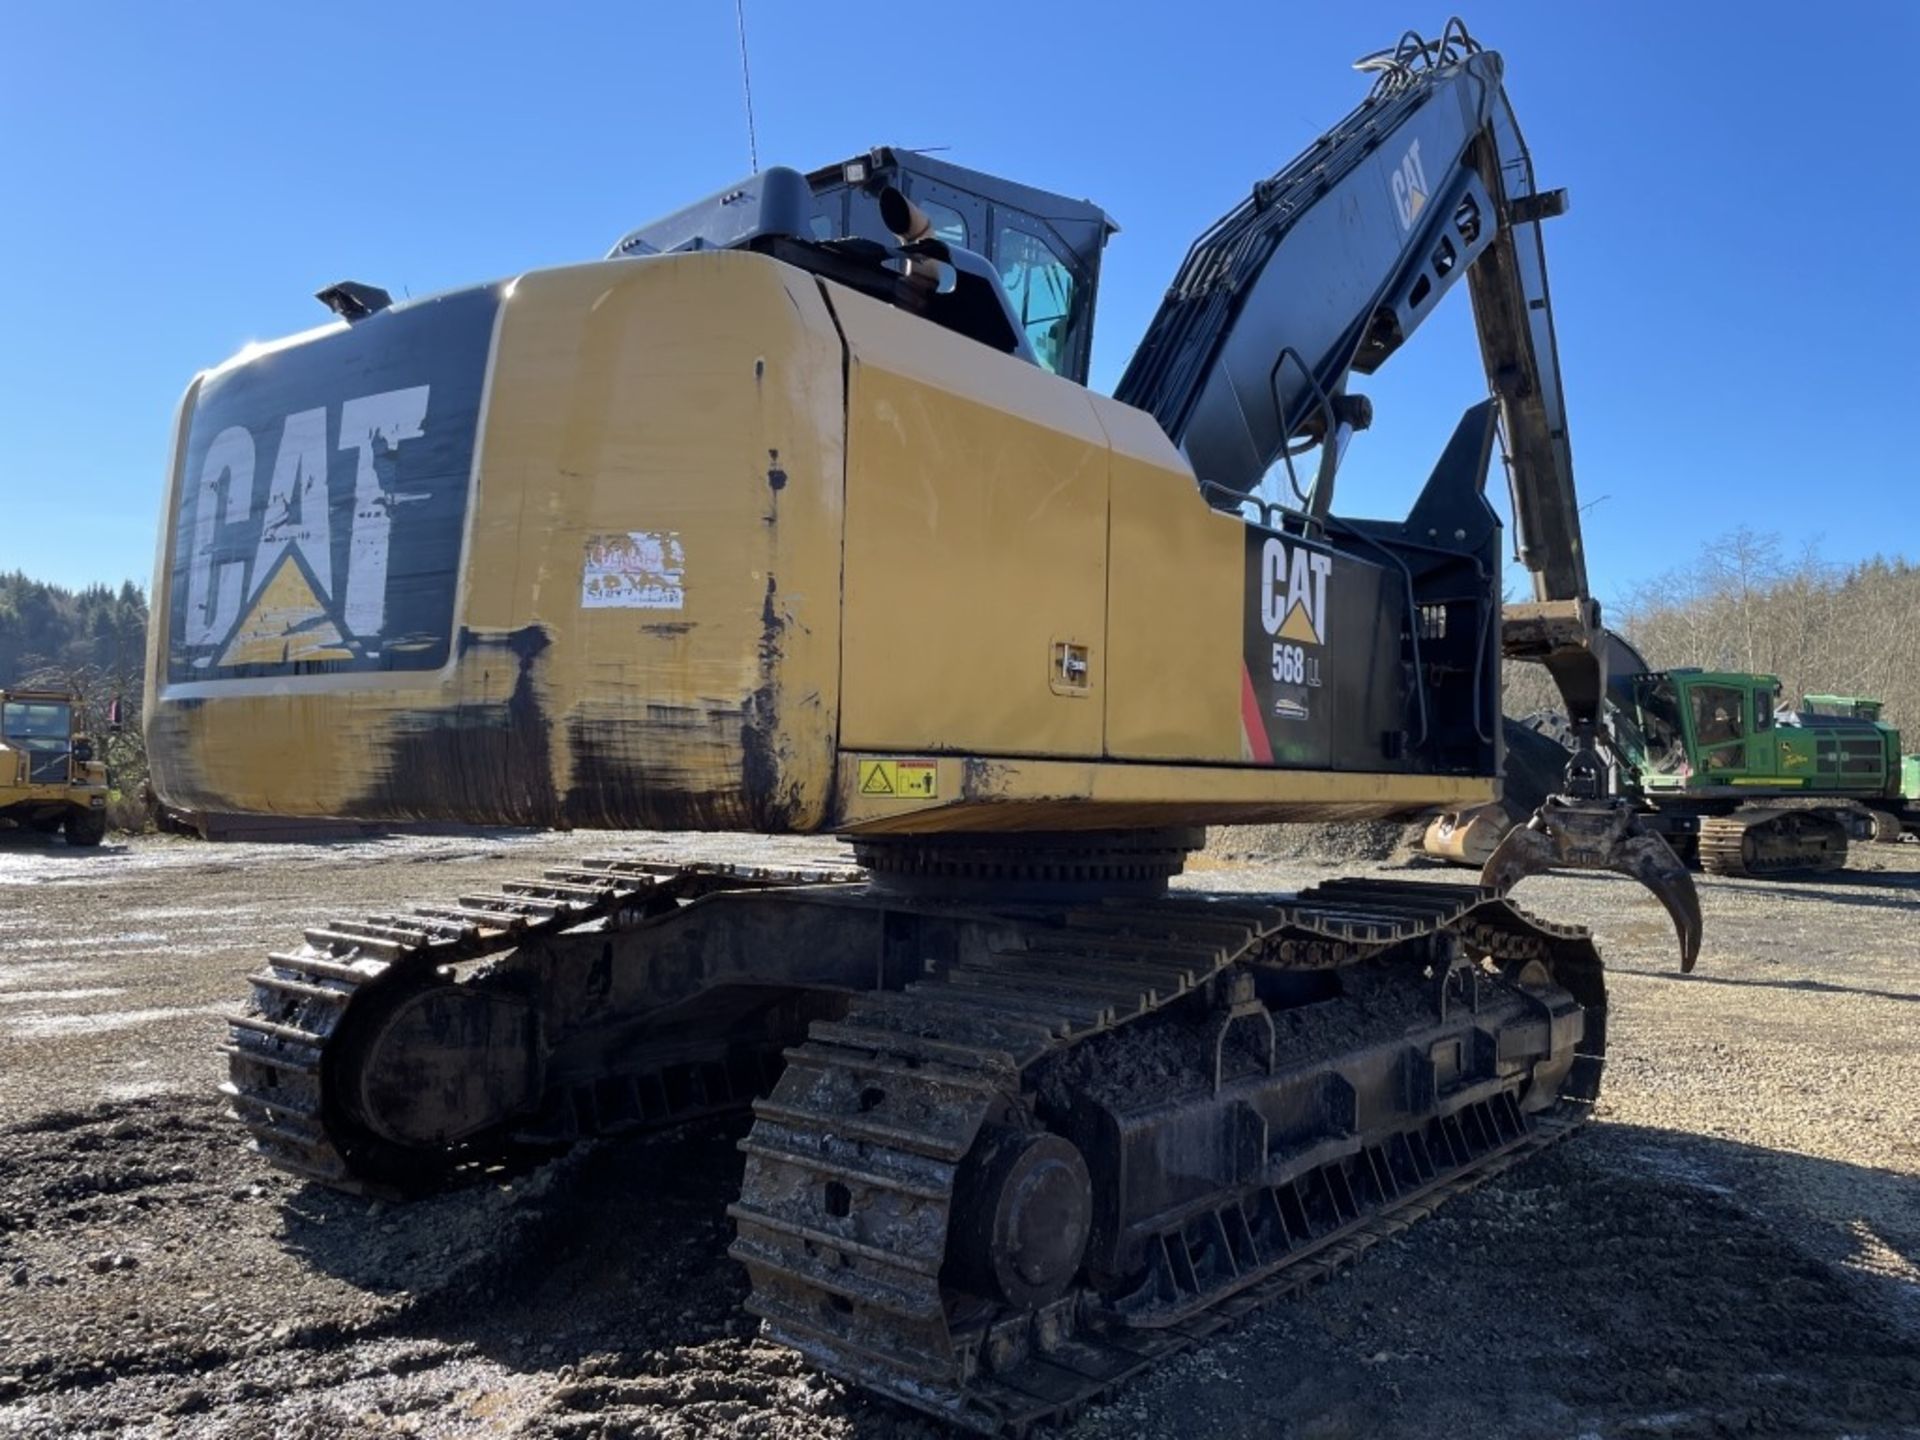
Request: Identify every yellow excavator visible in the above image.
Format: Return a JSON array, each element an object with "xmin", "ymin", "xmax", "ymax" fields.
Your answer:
[{"xmin": 147, "ymin": 21, "xmax": 1699, "ymax": 1431}]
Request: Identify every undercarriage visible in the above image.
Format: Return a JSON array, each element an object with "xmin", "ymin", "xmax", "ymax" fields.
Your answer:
[
  {"xmin": 1693, "ymin": 806, "xmax": 1850, "ymax": 877},
  {"xmin": 225, "ymin": 832, "xmax": 1604, "ymax": 1433}
]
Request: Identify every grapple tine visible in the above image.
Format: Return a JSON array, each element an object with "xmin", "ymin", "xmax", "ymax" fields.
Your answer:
[
  {"xmin": 1480, "ymin": 796, "xmax": 1702, "ymax": 973},
  {"xmin": 1479, "ymin": 821, "xmax": 1556, "ymax": 894},
  {"xmin": 1616, "ymin": 831, "xmax": 1704, "ymax": 973}
]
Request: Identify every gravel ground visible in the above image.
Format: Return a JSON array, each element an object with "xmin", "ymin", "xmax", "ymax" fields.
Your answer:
[{"xmin": 1, "ymin": 829, "xmax": 1916, "ymax": 1438}]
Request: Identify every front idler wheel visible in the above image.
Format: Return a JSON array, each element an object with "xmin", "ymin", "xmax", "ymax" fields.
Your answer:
[
  {"xmin": 324, "ymin": 972, "xmax": 540, "ymax": 1192},
  {"xmin": 947, "ymin": 1126, "xmax": 1093, "ymax": 1308}
]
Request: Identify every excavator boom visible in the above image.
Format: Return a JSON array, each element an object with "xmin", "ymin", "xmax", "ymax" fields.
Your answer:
[
  {"xmin": 1117, "ymin": 19, "xmax": 1580, "ymax": 607},
  {"xmin": 1111, "ymin": 20, "xmax": 1695, "ymax": 963}
]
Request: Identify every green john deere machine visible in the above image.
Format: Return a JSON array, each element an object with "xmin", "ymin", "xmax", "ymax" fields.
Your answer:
[
  {"xmin": 1623, "ymin": 673, "xmax": 1918, "ymax": 868},
  {"xmin": 0, "ymin": 688, "xmax": 110, "ymax": 847},
  {"xmin": 1427, "ymin": 663, "xmax": 1920, "ymax": 875},
  {"xmin": 1798, "ymin": 696, "xmax": 1920, "ymax": 833}
]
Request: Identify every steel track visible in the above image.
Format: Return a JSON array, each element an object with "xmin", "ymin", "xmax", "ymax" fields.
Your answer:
[
  {"xmin": 220, "ymin": 857, "xmax": 854, "ymax": 1191},
  {"xmin": 223, "ymin": 864, "xmax": 1601, "ymax": 1433},
  {"xmin": 729, "ymin": 879, "xmax": 1601, "ymax": 1434},
  {"xmin": 1698, "ymin": 809, "xmax": 1848, "ymax": 878}
]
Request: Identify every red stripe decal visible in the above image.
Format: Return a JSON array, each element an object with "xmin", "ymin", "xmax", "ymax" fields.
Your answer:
[{"xmin": 1240, "ymin": 665, "xmax": 1274, "ymax": 764}]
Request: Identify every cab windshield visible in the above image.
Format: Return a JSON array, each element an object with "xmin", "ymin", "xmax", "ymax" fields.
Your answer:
[
  {"xmin": 996, "ymin": 223, "xmax": 1084, "ymax": 376},
  {"xmin": 2, "ymin": 701, "xmax": 72, "ymax": 742},
  {"xmin": 1634, "ymin": 678, "xmax": 1689, "ymax": 774}
]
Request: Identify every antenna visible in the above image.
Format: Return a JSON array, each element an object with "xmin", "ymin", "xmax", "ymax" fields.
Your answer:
[{"xmin": 734, "ymin": 0, "xmax": 759, "ymax": 173}]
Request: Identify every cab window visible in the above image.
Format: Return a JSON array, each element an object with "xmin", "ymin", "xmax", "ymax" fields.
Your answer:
[
  {"xmin": 1635, "ymin": 677, "xmax": 1688, "ymax": 774},
  {"xmin": 919, "ymin": 198, "xmax": 969, "ymax": 247},
  {"xmin": 1753, "ymin": 688, "xmax": 1773, "ymax": 732},
  {"xmin": 3, "ymin": 701, "xmax": 70, "ymax": 741},
  {"xmin": 996, "ymin": 223, "xmax": 1079, "ymax": 375},
  {"xmin": 1689, "ymin": 684, "xmax": 1747, "ymax": 771}
]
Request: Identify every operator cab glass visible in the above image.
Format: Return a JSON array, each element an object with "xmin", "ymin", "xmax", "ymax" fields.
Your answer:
[
  {"xmin": 803, "ymin": 150, "xmax": 1115, "ymax": 385},
  {"xmin": 919, "ymin": 199, "xmax": 969, "ymax": 247},
  {"xmin": 1688, "ymin": 683, "xmax": 1747, "ymax": 773},
  {"xmin": 3, "ymin": 700, "xmax": 71, "ymax": 741},
  {"xmin": 1634, "ymin": 677, "xmax": 1689, "ymax": 774},
  {"xmin": 3, "ymin": 700, "xmax": 74, "ymax": 785},
  {"xmin": 996, "ymin": 223, "xmax": 1084, "ymax": 376}
]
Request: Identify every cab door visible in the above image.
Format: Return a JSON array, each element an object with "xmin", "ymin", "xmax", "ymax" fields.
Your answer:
[
  {"xmin": 1749, "ymin": 685, "xmax": 1788, "ymax": 780},
  {"xmin": 1685, "ymin": 681, "xmax": 1753, "ymax": 780}
]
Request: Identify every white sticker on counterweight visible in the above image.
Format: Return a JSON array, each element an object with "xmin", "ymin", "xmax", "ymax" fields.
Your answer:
[{"xmin": 581, "ymin": 532, "xmax": 686, "ymax": 610}]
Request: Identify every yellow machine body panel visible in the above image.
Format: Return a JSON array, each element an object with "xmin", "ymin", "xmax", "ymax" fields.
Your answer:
[
  {"xmin": 1100, "ymin": 399, "xmax": 1249, "ymax": 765},
  {"xmin": 145, "ymin": 249, "xmax": 1493, "ymax": 833},
  {"xmin": 148, "ymin": 254, "xmax": 845, "ymax": 830},
  {"xmin": 835, "ymin": 284, "xmax": 1109, "ymax": 759}
]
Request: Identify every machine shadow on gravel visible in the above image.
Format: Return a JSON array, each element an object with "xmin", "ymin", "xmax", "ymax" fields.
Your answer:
[
  {"xmin": 0, "ymin": 831, "xmax": 131, "ymax": 859},
  {"xmin": 265, "ymin": 1117, "xmax": 1920, "ymax": 1439},
  {"xmin": 1704, "ymin": 872, "xmax": 1920, "ymax": 910},
  {"xmin": 1606, "ymin": 967, "xmax": 1920, "ymax": 1006}
]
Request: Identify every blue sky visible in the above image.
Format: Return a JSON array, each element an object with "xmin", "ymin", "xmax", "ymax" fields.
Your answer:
[{"xmin": 2, "ymin": 1, "xmax": 1913, "ymax": 610}]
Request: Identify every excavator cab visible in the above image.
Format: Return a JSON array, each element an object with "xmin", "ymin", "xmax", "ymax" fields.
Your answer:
[
  {"xmin": 802, "ymin": 149, "xmax": 1115, "ymax": 382},
  {"xmin": 609, "ymin": 147, "xmax": 1116, "ymax": 385}
]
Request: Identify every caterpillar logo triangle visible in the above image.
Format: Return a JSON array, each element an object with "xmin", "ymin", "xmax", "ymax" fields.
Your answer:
[
  {"xmin": 1276, "ymin": 600, "xmax": 1322, "ymax": 647},
  {"xmin": 1391, "ymin": 138, "xmax": 1431, "ymax": 232},
  {"xmin": 217, "ymin": 551, "xmax": 355, "ymax": 668}
]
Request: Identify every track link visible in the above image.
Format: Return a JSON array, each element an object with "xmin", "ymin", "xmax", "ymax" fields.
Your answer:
[
  {"xmin": 221, "ymin": 857, "xmax": 855, "ymax": 1191},
  {"xmin": 730, "ymin": 879, "xmax": 1600, "ymax": 1433},
  {"xmin": 1698, "ymin": 808, "xmax": 1849, "ymax": 877}
]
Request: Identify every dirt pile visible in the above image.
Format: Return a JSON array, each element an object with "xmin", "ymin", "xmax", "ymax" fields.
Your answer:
[{"xmin": 1203, "ymin": 819, "xmax": 1422, "ymax": 866}]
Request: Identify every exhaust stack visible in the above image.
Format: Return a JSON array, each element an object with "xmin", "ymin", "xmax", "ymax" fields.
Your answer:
[{"xmin": 879, "ymin": 186, "xmax": 935, "ymax": 244}]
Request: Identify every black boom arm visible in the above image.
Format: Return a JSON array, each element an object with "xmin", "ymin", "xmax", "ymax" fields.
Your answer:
[
  {"xmin": 1116, "ymin": 20, "xmax": 1585, "ymax": 605},
  {"xmin": 1116, "ymin": 18, "xmax": 1610, "ymax": 750}
]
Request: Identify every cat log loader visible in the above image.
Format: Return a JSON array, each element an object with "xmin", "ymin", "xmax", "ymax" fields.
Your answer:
[
  {"xmin": 147, "ymin": 21, "xmax": 1701, "ymax": 1432},
  {"xmin": 0, "ymin": 688, "xmax": 109, "ymax": 846}
]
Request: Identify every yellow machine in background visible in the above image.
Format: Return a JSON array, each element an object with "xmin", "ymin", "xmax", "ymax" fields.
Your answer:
[
  {"xmin": 0, "ymin": 688, "xmax": 109, "ymax": 846},
  {"xmin": 148, "ymin": 23, "xmax": 1700, "ymax": 1433}
]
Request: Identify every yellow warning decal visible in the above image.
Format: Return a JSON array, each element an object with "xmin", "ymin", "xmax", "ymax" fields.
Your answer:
[{"xmin": 857, "ymin": 759, "xmax": 938, "ymax": 799}]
